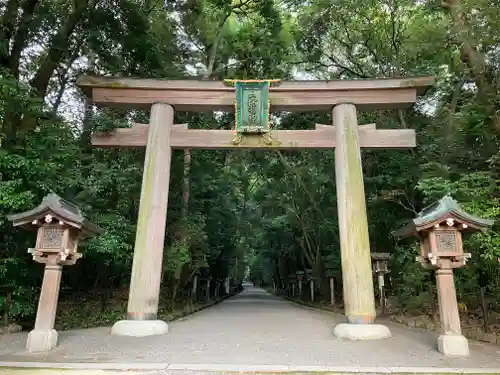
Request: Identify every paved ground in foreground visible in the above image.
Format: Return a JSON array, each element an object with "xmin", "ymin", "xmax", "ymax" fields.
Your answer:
[{"xmin": 1, "ymin": 285, "xmax": 500, "ymax": 368}]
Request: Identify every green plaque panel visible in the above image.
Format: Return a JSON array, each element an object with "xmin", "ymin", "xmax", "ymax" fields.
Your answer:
[{"xmin": 224, "ymin": 79, "xmax": 281, "ymax": 135}]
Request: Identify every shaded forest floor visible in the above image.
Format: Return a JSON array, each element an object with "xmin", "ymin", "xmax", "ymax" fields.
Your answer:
[{"xmin": 1, "ymin": 288, "xmax": 240, "ymax": 333}]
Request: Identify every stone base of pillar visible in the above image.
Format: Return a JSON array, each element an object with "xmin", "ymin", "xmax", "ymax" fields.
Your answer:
[
  {"xmin": 26, "ymin": 328, "xmax": 58, "ymax": 352},
  {"xmin": 333, "ymin": 323, "xmax": 391, "ymax": 340},
  {"xmin": 111, "ymin": 320, "xmax": 169, "ymax": 337},
  {"xmin": 437, "ymin": 334, "xmax": 469, "ymax": 357}
]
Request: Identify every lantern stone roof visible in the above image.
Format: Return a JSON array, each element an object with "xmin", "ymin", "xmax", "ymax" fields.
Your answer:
[
  {"xmin": 7, "ymin": 193, "xmax": 103, "ymax": 235},
  {"xmin": 371, "ymin": 252, "xmax": 391, "ymax": 260},
  {"xmin": 393, "ymin": 195, "xmax": 494, "ymax": 238}
]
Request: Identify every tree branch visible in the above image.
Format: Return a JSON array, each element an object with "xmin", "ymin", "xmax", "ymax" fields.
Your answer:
[
  {"xmin": 0, "ymin": 0, "xmax": 19, "ymax": 64},
  {"xmin": 323, "ymin": 52, "xmax": 369, "ymax": 78},
  {"xmin": 442, "ymin": 0, "xmax": 490, "ymax": 90},
  {"xmin": 6, "ymin": 0, "xmax": 40, "ymax": 78},
  {"xmin": 30, "ymin": 0, "xmax": 90, "ymax": 96}
]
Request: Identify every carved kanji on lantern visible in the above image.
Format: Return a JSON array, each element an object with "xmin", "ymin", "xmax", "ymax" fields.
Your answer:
[
  {"xmin": 394, "ymin": 195, "xmax": 493, "ymax": 357},
  {"xmin": 8, "ymin": 193, "xmax": 102, "ymax": 353},
  {"xmin": 223, "ymin": 79, "xmax": 281, "ymax": 144}
]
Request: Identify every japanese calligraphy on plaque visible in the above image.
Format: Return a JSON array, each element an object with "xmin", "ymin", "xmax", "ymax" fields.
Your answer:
[{"xmin": 223, "ymin": 79, "xmax": 281, "ymax": 143}]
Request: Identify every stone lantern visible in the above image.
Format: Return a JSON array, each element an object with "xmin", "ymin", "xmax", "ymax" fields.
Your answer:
[
  {"xmin": 371, "ymin": 253, "xmax": 390, "ymax": 314},
  {"xmin": 325, "ymin": 267, "xmax": 336, "ymax": 306},
  {"xmin": 191, "ymin": 270, "xmax": 200, "ymax": 303},
  {"xmin": 198, "ymin": 267, "xmax": 211, "ymax": 302},
  {"xmin": 288, "ymin": 274, "xmax": 296, "ymax": 297},
  {"xmin": 393, "ymin": 195, "xmax": 493, "ymax": 357},
  {"xmin": 306, "ymin": 269, "xmax": 315, "ymax": 302},
  {"xmin": 7, "ymin": 193, "xmax": 102, "ymax": 352},
  {"xmin": 296, "ymin": 271, "xmax": 304, "ymax": 298}
]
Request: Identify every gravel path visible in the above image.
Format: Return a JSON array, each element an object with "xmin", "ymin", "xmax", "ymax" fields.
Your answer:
[{"xmin": 1, "ymin": 285, "xmax": 500, "ymax": 368}]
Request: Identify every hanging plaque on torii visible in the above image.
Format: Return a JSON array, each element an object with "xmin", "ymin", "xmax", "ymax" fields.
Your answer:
[{"xmin": 223, "ymin": 79, "xmax": 281, "ymax": 144}]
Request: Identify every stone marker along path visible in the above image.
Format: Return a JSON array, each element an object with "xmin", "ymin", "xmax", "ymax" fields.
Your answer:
[{"xmin": 1, "ymin": 285, "xmax": 500, "ymax": 371}]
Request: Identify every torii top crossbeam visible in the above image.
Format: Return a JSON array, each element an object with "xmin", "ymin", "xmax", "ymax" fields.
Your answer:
[{"xmin": 76, "ymin": 76, "xmax": 434, "ymax": 111}]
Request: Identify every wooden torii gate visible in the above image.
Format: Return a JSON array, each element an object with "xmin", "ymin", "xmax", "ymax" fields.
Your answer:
[{"xmin": 77, "ymin": 76, "xmax": 433, "ymax": 339}]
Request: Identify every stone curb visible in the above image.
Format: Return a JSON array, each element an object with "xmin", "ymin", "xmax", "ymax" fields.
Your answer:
[{"xmin": 1, "ymin": 362, "xmax": 500, "ymax": 373}]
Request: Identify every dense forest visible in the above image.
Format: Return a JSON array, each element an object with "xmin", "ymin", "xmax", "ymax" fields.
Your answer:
[{"xmin": 0, "ymin": 0, "xmax": 499, "ymax": 334}]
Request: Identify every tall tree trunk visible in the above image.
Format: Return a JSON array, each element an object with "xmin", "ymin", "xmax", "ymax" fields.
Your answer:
[
  {"xmin": 180, "ymin": 9, "xmax": 231, "ymax": 247},
  {"xmin": 80, "ymin": 53, "xmax": 96, "ymax": 152},
  {"xmin": 51, "ymin": 44, "xmax": 83, "ymax": 115},
  {"xmin": 181, "ymin": 147, "xmax": 191, "ymax": 248},
  {"xmin": 30, "ymin": 1, "xmax": 90, "ymax": 97},
  {"xmin": 51, "ymin": 76, "xmax": 69, "ymax": 116},
  {"xmin": 0, "ymin": 0, "xmax": 20, "ymax": 66},
  {"xmin": 442, "ymin": 0, "xmax": 490, "ymax": 91},
  {"xmin": 3, "ymin": 0, "xmax": 39, "ymax": 77}
]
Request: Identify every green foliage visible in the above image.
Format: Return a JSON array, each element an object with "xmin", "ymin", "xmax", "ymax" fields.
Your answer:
[{"xmin": 390, "ymin": 244, "xmax": 434, "ymax": 312}]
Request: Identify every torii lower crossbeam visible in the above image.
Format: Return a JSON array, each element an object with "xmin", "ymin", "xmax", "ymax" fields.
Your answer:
[{"xmin": 91, "ymin": 123, "xmax": 416, "ymax": 149}]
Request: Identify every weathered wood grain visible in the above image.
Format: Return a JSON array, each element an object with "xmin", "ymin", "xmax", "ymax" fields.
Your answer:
[
  {"xmin": 315, "ymin": 123, "xmax": 376, "ymax": 130},
  {"xmin": 77, "ymin": 76, "xmax": 434, "ymax": 111},
  {"xmin": 91, "ymin": 123, "xmax": 415, "ymax": 149},
  {"xmin": 126, "ymin": 103, "xmax": 173, "ymax": 322},
  {"xmin": 333, "ymin": 103, "xmax": 376, "ymax": 325}
]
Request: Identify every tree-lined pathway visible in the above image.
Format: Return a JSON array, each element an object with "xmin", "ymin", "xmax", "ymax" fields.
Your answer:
[{"xmin": 1, "ymin": 284, "xmax": 500, "ymax": 370}]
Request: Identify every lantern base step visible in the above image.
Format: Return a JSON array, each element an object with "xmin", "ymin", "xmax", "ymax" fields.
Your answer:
[
  {"xmin": 111, "ymin": 319, "xmax": 169, "ymax": 337},
  {"xmin": 333, "ymin": 323, "xmax": 391, "ymax": 340},
  {"xmin": 438, "ymin": 334, "xmax": 469, "ymax": 357},
  {"xmin": 26, "ymin": 328, "xmax": 58, "ymax": 352}
]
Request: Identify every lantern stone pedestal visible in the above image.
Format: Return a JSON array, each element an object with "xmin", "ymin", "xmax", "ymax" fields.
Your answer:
[
  {"xmin": 306, "ymin": 269, "xmax": 315, "ymax": 302},
  {"xmin": 434, "ymin": 261, "xmax": 470, "ymax": 357},
  {"xmin": 7, "ymin": 194, "xmax": 102, "ymax": 352},
  {"xmin": 325, "ymin": 268, "xmax": 337, "ymax": 306},
  {"xmin": 296, "ymin": 271, "xmax": 304, "ymax": 299},
  {"xmin": 26, "ymin": 263, "xmax": 62, "ymax": 352},
  {"xmin": 329, "ymin": 277, "xmax": 335, "ymax": 306},
  {"xmin": 394, "ymin": 195, "xmax": 493, "ymax": 357}
]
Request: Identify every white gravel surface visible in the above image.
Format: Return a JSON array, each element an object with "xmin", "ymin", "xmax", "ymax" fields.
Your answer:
[{"xmin": 1, "ymin": 285, "xmax": 500, "ymax": 369}]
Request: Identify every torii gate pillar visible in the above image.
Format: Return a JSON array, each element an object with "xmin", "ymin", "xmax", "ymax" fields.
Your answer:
[
  {"xmin": 332, "ymin": 103, "xmax": 391, "ymax": 340},
  {"xmin": 111, "ymin": 102, "xmax": 173, "ymax": 336}
]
